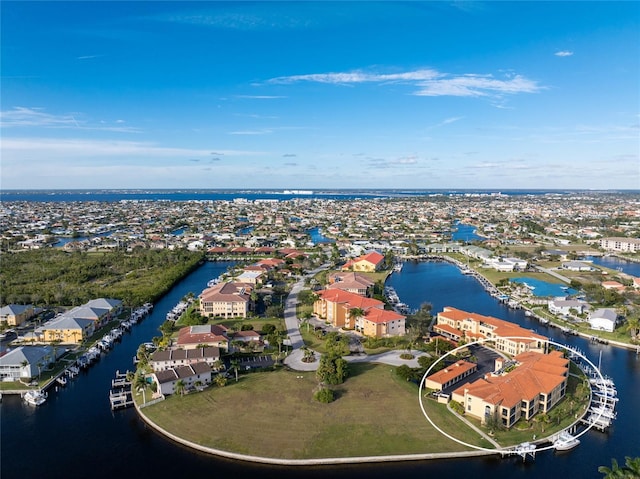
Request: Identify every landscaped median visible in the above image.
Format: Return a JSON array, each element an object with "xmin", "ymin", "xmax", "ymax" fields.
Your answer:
[{"xmin": 134, "ymin": 363, "xmax": 497, "ymax": 464}]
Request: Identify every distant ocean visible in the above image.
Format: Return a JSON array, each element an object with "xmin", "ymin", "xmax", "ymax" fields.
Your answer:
[{"xmin": 2, "ymin": 189, "xmax": 632, "ymax": 203}]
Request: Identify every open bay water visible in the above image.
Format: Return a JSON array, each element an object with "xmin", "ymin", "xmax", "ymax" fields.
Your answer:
[
  {"xmin": 0, "ymin": 188, "xmax": 605, "ymax": 203},
  {"xmin": 2, "ymin": 260, "xmax": 639, "ymax": 479}
]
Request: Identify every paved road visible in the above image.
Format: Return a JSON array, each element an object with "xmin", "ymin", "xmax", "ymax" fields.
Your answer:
[
  {"xmin": 533, "ymin": 265, "xmax": 572, "ymax": 284},
  {"xmin": 282, "ymin": 265, "xmax": 430, "ymax": 371}
]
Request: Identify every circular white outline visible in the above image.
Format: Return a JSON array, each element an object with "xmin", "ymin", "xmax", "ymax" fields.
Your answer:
[{"xmin": 418, "ymin": 336, "xmax": 607, "ymax": 453}]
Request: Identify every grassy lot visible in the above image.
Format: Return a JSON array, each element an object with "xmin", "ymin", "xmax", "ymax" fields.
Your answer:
[
  {"xmin": 140, "ymin": 363, "xmax": 486, "ymax": 459},
  {"xmin": 476, "ymin": 267, "xmax": 566, "ymax": 286}
]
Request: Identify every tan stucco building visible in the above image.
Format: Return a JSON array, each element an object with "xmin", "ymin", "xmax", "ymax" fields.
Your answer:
[
  {"xmin": 199, "ymin": 282, "xmax": 252, "ymax": 318},
  {"xmin": 434, "ymin": 306, "xmax": 548, "ymax": 355},
  {"xmin": 313, "ymin": 289, "xmax": 405, "ymax": 338},
  {"xmin": 451, "ymin": 350, "xmax": 568, "ymax": 428}
]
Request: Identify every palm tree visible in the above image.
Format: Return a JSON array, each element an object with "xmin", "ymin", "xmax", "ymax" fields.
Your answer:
[
  {"xmin": 405, "ymin": 325, "xmax": 420, "ymax": 352},
  {"xmin": 174, "ymin": 379, "xmax": 186, "ymax": 396},
  {"xmin": 302, "ymin": 347, "xmax": 316, "ymax": 363},
  {"xmin": 230, "ymin": 358, "xmax": 240, "ymax": 382},
  {"xmin": 347, "ymin": 307, "xmax": 365, "ymax": 329},
  {"xmin": 599, "ymin": 458, "xmax": 624, "ymax": 478},
  {"xmin": 623, "ymin": 457, "xmax": 640, "ymax": 478},
  {"xmin": 133, "ymin": 373, "xmax": 148, "ymax": 403},
  {"xmin": 20, "ymin": 360, "xmax": 29, "ymax": 380},
  {"xmin": 212, "ymin": 359, "xmax": 224, "ymax": 372},
  {"xmin": 624, "ymin": 316, "xmax": 640, "ymax": 340}
]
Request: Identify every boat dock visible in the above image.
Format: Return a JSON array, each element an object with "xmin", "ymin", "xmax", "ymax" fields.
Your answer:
[
  {"xmin": 503, "ymin": 442, "xmax": 536, "ymax": 462},
  {"xmin": 109, "ymin": 370, "xmax": 134, "ymax": 410}
]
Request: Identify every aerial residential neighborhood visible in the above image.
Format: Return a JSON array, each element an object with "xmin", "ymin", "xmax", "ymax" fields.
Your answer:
[{"xmin": 1, "ymin": 190, "xmax": 639, "ymax": 473}]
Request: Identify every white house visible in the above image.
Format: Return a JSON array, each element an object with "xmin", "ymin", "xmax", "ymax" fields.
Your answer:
[
  {"xmin": 548, "ymin": 299, "xmax": 589, "ymax": 316},
  {"xmin": 561, "ymin": 261, "xmax": 595, "ymax": 272},
  {"xmin": 0, "ymin": 345, "xmax": 56, "ymax": 381},
  {"xmin": 152, "ymin": 362, "xmax": 213, "ymax": 395},
  {"xmin": 149, "ymin": 347, "xmax": 221, "ymax": 372},
  {"xmin": 588, "ymin": 308, "xmax": 618, "ymax": 333}
]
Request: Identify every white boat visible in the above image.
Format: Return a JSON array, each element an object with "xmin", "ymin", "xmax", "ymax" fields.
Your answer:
[
  {"xmin": 590, "ymin": 405, "xmax": 617, "ymax": 420},
  {"xmin": 553, "ymin": 431, "xmax": 580, "ymax": 451},
  {"xmin": 23, "ymin": 389, "xmax": 47, "ymax": 406},
  {"xmin": 590, "ymin": 376, "xmax": 615, "ymax": 388}
]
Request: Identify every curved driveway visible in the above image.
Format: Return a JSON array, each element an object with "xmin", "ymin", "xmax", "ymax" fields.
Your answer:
[{"xmin": 283, "ymin": 265, "xmax": 428, "ymax": 371}]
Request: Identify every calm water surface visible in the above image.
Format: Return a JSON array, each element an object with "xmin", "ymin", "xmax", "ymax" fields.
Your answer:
[{"xmin": 2, "ymin": 260, "xmax": 639, "ymax": 479}]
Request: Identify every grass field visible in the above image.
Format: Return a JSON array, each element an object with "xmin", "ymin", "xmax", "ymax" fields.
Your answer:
[{"xmin": 140, "ymin": 363, "xmax": 486, "ymax": 459}]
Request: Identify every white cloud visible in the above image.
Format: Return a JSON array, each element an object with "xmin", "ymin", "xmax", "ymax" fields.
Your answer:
[
  {"xmin": 266, "ymin": 69, "xmax": 440, "ymax": 85},
  {"xmin": 1, "ymin": 137, "xmax": 263, "ymax": 160},
  {"xmin": 0, "ymin": 107, "xmax": 79, "ymax": 127},
  {"xmin": 0, "ymin": 107, "xmax": 141, "ymax": 132},
  {"xmin": 428, "ymin": 116, "xmax": 465, "ymax": 129},
  {"xmin": 235, "ymin": 95, "xmax": 287, "ymax": 99},
  {"xmin": 555, "ymin": 50, "xmax": 574, "ymax": 57},
  {"xmin": 265, "ymin": 69, "xmax": 542, "ymax": 98},
  {"xmin": 228, "ymin": 129, "xmax": 273, "ymax": 135},
  {"xmin": 415, "ymin": 74, "xmax": 542, "ymax": 97}
]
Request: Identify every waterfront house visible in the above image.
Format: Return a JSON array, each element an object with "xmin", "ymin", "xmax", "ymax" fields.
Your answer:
[
  {"xmin": 341, "ymin": 251, "xmax": 385, "ymax": 272},
  {"xmin": 63, "ymin": 298, "xmax": 122, "ymax": 329},
  {"xmin": 152, "ymin": 362, "xmax": 213, "ymax": 395},
  {"xmin": 451, "ymin": 350, "xmax": 568, "ymax": 428},
  {"xmin": 0, "ymin": 345, "xmax": 56, "ymax": 381},
  {"xmin": 38, "ymin": 315, "xmax": 95, "ymax": 344},
  {"xmin": 434, "ymin": 307, "xmax": 548, "ymax": 355},
  {"xmin": 460, "ymin": 245, "xmax": 492, "ymax": 261},
  {"xmin": 548, "ymin": 299, "xmax": 589, "ymax": 316},
  {"xmin": 150, "ymin": 346, "xmax": 221, "ymax": 372},
  {"xmin": 198, "ymin": 282, "xmax": 253, "ymax": 319},
  {"xmin": 588, "ymin": 308, "xmax": 618, "ymax": 332},
  {"xmin": 313, "ymin": 289, "xmax": 405, "ymax": 338},
  {"xmin": 0, "ymin": 304, "xmax": 35, "ymax": 327},
  {"xmin": 327, "ymin": 271, "xmax": 375, "ymax": 297},
  {"xmin": 486, "ymin": 257, "xmax": 528, "ymax": 272},
  {"xmin": 561, "ymin": 261, "xmax": 596, "ymax": 272},
  {"xmin": 176, "ymin": 324, "xmax": 230, "ymax": 350},
  {"xmin": 424, "ymin": 360, "xmax": 478, "ymax": 392}
]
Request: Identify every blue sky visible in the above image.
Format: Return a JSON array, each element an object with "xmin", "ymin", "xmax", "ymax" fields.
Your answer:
[{"xmin": 1, "ymin": 1, "xmax": 639, "ymax": 190}]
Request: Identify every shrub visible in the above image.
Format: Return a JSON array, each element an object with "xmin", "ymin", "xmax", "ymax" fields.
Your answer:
[
  {"xmin": 261, "ymin": 323, "xmax": 276, "ymax": 334},
  {"xmin": 314, "ymin": 387, "xmax": 335, "ymax": 403}
]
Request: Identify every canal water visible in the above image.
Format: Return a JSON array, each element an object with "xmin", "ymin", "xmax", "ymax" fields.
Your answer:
[{"xmin": 2, "ymin": 260, "xmax": 639, "ymax": 479}]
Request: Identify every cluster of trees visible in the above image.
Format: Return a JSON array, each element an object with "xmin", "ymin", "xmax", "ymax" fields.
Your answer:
[
  {"xmin": 1, "ymin": 248, "xmax": 204, "ymax": 307},
  {"xmin": 580, "ymin": 281, "xmax": 625, "ymax": 307},
  {"xmin": 315, "ymin": 353, "xmax": 348, "ymax": 387}
]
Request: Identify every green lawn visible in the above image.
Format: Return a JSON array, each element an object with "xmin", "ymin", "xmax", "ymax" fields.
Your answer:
[{"xmin": 140, "ymin": 363, "xmax": 484, "ymax": 459}]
